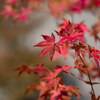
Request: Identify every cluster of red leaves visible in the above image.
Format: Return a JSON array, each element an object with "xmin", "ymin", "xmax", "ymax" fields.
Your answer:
[
  {"xmin": 16, "ymin": 19, "xmax": 100, "ymax": 100},
  {"xmin": 34, "ymin": 18, "xmax": 100, "ymax": 78},
  {"xmin": 34, "ymin": 19, "xmax": 89, "ymax": 60},
  {"xmin": 1, "ymin": 0, "xmax": 100, "ymax": 22},
  {"xmin": 34, "ymin": 19, "xmax": 100, "ymax": 99},
  {"xmin": 48, "ymin": 0, "xmax": 100, "ymax": 17},
  {"xmin": 0, "ymin": 0, "xmax": 41, "ymax": 22},
  {"xmin": 16, "ymin": 64, "xmax": 80, "ymax": 100}
]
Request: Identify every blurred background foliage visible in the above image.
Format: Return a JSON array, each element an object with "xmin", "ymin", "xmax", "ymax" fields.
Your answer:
[{"xmin": 0, "ymin": 1, "xmax": 62, "ymax": 100}]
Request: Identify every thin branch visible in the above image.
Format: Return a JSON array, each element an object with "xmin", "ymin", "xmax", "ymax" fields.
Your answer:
[
  {"xmin": 77, "ymin": 51, "xmax": 96, "ymax": 100},
  {"xmin": 70, "ymin": 72, "xmax": 86, "ymax": 83}
]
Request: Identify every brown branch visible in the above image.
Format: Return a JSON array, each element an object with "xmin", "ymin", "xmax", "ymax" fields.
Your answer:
[
  {"xmin": 77, "ymin": 51, "xmax": 96, "ymax": 100},
  {"xmin": 70, "ymin": 72, "xmax": 87, "ymax": 83}
]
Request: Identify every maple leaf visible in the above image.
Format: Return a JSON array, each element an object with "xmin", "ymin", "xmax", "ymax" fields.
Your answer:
[
  {"xmin": 55, "ymin": 65, "xmax": 72, "ymax": 76},
  {"xmin": 1, "ymin": 5, "xmax": 16, "ymax": 19},
  {"xmin": 66, "ymin": 86, "xmax": 80, "ymax": 100},
  {"xmin": 57, "ymin": 20, "xmax": 85, "ymax": 44},
  {"xmin": 72, "ymin": 0, "xmax": 91, "ymax": 13},
  {"xmin": 53, "ymin": 42, "xmax": 70, "ymax": 60},
  {"xmin": 72, "ymin": 43, "xmax": 86, "ymax": 61},
  {"xmin": 33, "ymin": 64, "xmax": 48, "ymax": 77},
  {"xmin": 88, "ymin": 46, "xmax": 100, "ymax": 69},
  {"xmin": 57, "ymin": 20, "xmax": 74, "ymax": 37},
  {"xmin": 74, "ymin": 59, "xmax": 87, "ymax": 77},
  {"xmin": 15, "ymin": 65, "xmax": 34, "ymax": 75},
  {"xmin": 50, "ymin": 84, "xmax": 80, "ymax": 100},
  {"xmin": 45, "ymin": 77, "xmax": 61, "ymax": 92},
  {"xmin": 34, "ymin": 33, "xmax": 60, "ymax": 61},
  {"xmin": 6, "ymin": 0, "xmax": 17, "ymax": 5},
  {"xmin": 58, "ymin": 19, "xmax": 90, "ymax": 38},
  {"xmin": 50, "ymin": 89, "xmax": 61, "ymax": 100},
  {"xmin": 50, "ymin": 88, "xmax": 69, "ymax": 100},
  {"xmin": 81, "ymin": 0, "xmax": 91, "ymax": 8},
  {"xmin": 72, "ymin": 1, "xmax": 82, "ymax": 13},
  {"xmin": 48, "ymin": 0, "xmax": 69, "ymax": 18},
  {"xmin": 75, "ymin": 23, "xmax": 91, "ymax": 34},
  {"xmin": 38, "ymin": 81, "xmax": 51, "ymax": 100},
  {"xmin": 94, "ymin": 0, "xmax": 100, "ymax": 7},
  {"xmin": 59, "ymin": 33, "xmax": 85, "ymax": 45},
  {"xmin": 58, "ymin": 18, "xmax": 69, "ymax": 31},
  {"xmin": 17, "ymin": 8, "xmax": 32, "ymax": 23},
  {"xmin": 41, "ymin": 69, "xmax": 61, "ymax": 90},
  {"xmin": 25, "ymin": 84, "xmax": 39, "ymax": 93},
  {"xmin": 42, "ymin": 70, "xmax": 56, "ymax": 82},
  {"xmin": 88, "ymin": 63, "xmax": 100, "ymax": 79},
  {"xmin": 26, "ymin": 81, "xmax": 51, "ymax": 100},
  {"xmin": 71, "ymin": 43, "xmax": 86, "ymax": 51}
]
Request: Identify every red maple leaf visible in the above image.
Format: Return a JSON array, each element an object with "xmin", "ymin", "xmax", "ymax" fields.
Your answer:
[
  {"xmin": 75, "ymin": 23, "xmax": 91, "ymax": 34},
  {"xmin": 53, "ymin": 42, "xmax": 70, "ymax": 60},
  {"xmin": 59, "ymin": 33, "xmax": 85, "ymax": 44},
  {"xmin": 50, "ymin": 84, "xmax": 80, "ymax": 100},
  {"xmin": 72, "ymin": 43, "xmax": 86, "ymax": 61},
  {"xmin": 17, "ymin": 8, "xmax": 32, "ymax": 23},
  {"xmin": 57, "ymin": 20, "xmax": 85, "ymax": 44},
  {"xmin": 33, "ymin": 64, "xmax": 48, "ymax": 77},
  {"xmin": 15, "ymin": 65, "xmax": 33, "ymax": 75},
  {"xmin": 66, "ymin": 86, "xmax": 80, "ymax": 100},
  {"xmin": 55, "ymin": 65, "xmax": 72, "ymax": 76},
  {"xmin": 1, "ymin": 5, "xmax": 16, "ymax": 19},
  {"xmin": 26, "ymin": 81, "xmax": 51, "ymax": 100},
  {"xmin": 88, "ymin": 63, "xmax": 100, "ymax": 79},
  {"xmin": 50, "ymin": 87, "xmax": 69, "ymax": 100},
  {"xmin": 34, "ymin": 33, "xmax": 60, "ymax": 61},
  {"xmin": 74, "ymin": 59, "xmax": 87, "ymax": 77},
  {"xmin": 88, "ymin": 46, "xmax": 100, "ymax": 69},
  {"xmin": 41, "ymin": 69, "xmax": 61, "ymax": 90},
  {"xmin": 48, "ymin": 0, "xmax": 69, "ymax": 18},
  {"xmin": 42, "ymin": 70, "xmax": 56, "ymax": 82},
  {"xmin": 25, "ymin": 84, "xmax": 39, "ymax": 93},
  {"xmin": 94, "ymin": 0, "xmax": 100, "ymax": 7},
  {"xmin": 6, "ymin": 0, "xmax": 17, "ymax": 5}
]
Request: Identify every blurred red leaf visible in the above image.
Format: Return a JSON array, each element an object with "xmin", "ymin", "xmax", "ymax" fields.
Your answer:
[
  {"xmin": 55, "ymin": 65, "xmax": 72, "ymax": 76},
  {"xmin": 33, "ymin": 64, "xmax": 48, "ymax": 77},
  {"xmin": 15, "ymin": 65, "xmax": 33, "ymax": 75}
]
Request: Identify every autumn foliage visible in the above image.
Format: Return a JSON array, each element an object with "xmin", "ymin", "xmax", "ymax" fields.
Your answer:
[
  {"xmin": 16, "ymin": 19, "xmax": 100, "ymax": 99},
  {"xmin": 1, "ymin": 0, "xmax": 100, "ymax": 100}
]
